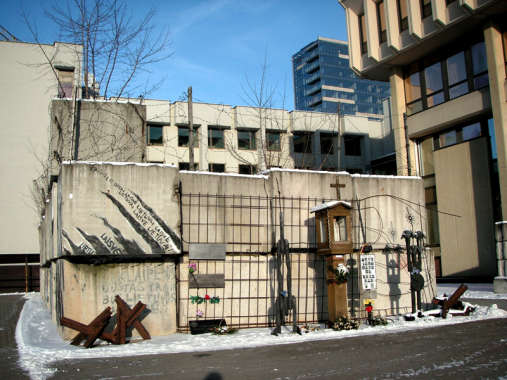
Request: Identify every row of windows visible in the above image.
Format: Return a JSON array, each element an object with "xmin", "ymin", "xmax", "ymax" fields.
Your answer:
[
  {"xmin": 418, "ymin": 118, "xmax": 495, "ymax": 177},
  {"xmin": 293, "ymin": 132, "xmax": 362, "ymax": 156},
  {"xmin": 148, "ymin": 125, "xmax": 363, "ymax": 157},
  {"xmin": 404, "ymin": 40, "xmax": 488, "ymax": 115},
  {"xmin": 147, "ymin": 125, "xmax": 282, "ymax": 151},
  {"xmin": 360, "ymin": 0, "xmax": 458, "ymax": 54}
]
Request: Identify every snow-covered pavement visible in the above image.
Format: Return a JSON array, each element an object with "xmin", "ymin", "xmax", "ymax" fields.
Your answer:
[{"xmin": 11, "ymin": 285, "xmax": 507, "ymax": 380}]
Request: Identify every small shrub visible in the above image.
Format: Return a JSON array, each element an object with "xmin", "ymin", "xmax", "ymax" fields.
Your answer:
[{"xmin": 332, "ymin": 316, "xmax": 359, "ymax": 331}]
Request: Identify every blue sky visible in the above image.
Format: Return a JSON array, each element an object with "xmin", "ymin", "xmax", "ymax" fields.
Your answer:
[{"xmin": 1, "ymin": 0, "xmax": 347, "ymax": 109}]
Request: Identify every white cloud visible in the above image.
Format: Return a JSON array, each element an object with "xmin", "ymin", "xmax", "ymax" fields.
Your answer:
[{"xmin": 171, "ymin": 0, "xmax": 232, "ymax": 37}]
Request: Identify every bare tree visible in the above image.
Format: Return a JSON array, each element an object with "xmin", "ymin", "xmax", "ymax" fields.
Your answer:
[
  {"xmin": 22, "ymin": 0, "xmax": 170, "ymax": 218},
  {"xmin": 223, "ymin": 56, "xmax": 293, "ymax": 173},
  {"xmin": 43, "ymin": 0, "xmax": 171, "ymax": 99}
]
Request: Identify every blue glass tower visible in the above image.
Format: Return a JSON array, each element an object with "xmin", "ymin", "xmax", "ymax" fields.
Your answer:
[{"xmin": 292, "ymin": 37, "xmax": 390, "ymax": 116}]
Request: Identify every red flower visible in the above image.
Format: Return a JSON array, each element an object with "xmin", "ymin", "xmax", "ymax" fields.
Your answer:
[{"xmin": 204, "ymin": 294, "xmax": 211, "ymax": 300}]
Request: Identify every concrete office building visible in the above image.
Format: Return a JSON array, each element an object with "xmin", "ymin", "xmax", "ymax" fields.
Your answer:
[
  {"xmin": 339, "ymin": 0, "xmax": 507, "ymax": 284},
  {"xmin": 49, "ymin": 98, "xmax": 395, "ymax": 175},
  {"xmin": 292, "ymin": 36, "xmax": 390, "ymax": 117},
  {"xmin": 142, "ymin": 100, "xmax": 395, "ymax": 174},
  {"xmin": 0, "ymin": 40, "xmax": 82, "ymax": 258}
]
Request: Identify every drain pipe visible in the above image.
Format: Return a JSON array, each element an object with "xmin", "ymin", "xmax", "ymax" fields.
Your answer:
[{"xmin": 403, "ymin": 113, "xmax": 412, "ymax": 176}]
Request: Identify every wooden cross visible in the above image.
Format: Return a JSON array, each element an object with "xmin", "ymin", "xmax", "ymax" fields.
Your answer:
[{"xmin": 330, "ymin": 177, "xmax": 346, "ymax": 199}]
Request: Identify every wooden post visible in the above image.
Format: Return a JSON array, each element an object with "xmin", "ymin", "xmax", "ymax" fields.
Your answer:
[
  {"xmin": 327, "ymin": 255, "xmax": 348, "ymax": 322},
  {"xmin": 337, "ymin": 103, "xmax": 342, "ymax": 171},
  {"xmin": 330, "ymin": 177, "xmax": 346, "ymax": 200},
  {"xmin": 24, "ymin": 256, "xmax": 28, "ymax": 293},
  {"xmin": 188, "ymin": 86, "xmax": 194, "ymax": 170}
]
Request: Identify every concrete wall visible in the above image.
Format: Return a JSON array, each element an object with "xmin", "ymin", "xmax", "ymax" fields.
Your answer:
[
  {"xmin": 57, "ymin": 162, "xmax": 181, "ymax": 258},
  {"xmin": 40, "ymin": 162, "xmax": 182, "ymax": 337},
  {"xmin": 0, "ymin": 41, "xmax": 81, "ymax": 255},
  {"xmin": 434, "ymin": 138, "xmax": 496, "ymax": 277},
  {"xmin": 41, "ymin": 164, "xmax": 435, "ymax": 337},
  {"xmin": 177, "ymin": 169, "xmax": 434, "ymax": 325},
  {"xmin": 49, "ymin": 100, "xmax": 147, "ymax": 175}
]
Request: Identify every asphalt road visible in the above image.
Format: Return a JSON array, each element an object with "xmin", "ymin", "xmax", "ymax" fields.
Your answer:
[
  {"xmin": 2, "ymin": 294, "xmax": 506, "ymax": 380},
  {"xmin": 0, "ymin": 294, "xmax": 30, "ymax": 379},
  {"xmin": 48, "ymin": 317, "xmax": 507, "ymax": 380}
]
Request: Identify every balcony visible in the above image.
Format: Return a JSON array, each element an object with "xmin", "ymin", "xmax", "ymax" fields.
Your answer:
[
  {"xmin": 305, "ymin": 51, "xmax": 319, "ymax": 63},
  {"xmin": 305, "ymin": 73, "xmax": 320, "ymax": 86},
  {"xmin": 304, "ymin": 84, "xmax": 321, "ymax": 97},
  {"xmin": 305, "ymin": 62, "xmax": 320, "ymax": 74},
  {"xmin": 308, "ymin": 94, "xmax": 323, "ymax": 107}
]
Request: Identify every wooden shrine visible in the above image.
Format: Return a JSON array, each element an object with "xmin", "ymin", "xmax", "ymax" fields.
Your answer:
[{"xmin": 311, "ymin": 181, "xmax": 353, "ymax": 322}]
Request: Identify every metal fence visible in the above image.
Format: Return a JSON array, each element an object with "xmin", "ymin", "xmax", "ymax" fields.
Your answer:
[
  {"xmin": 176, "ymin": 192, "xmax": 433, "ymax": 331},
  {"xmin": 177, "ymin": 193, "xmax": 332, "ymax": 331},
  {"xmin": 0, "ymin": 254, "xmax": 40, "ymax": 293}
]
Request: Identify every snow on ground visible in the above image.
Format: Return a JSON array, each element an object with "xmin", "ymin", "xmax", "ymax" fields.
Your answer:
[
  {"xmin": 437, "ymin": 283, "xmax": 507, "ymax": 300},
  {"xmin": 12, "ymin": 286, "xmax": 507, "ymax": 380}
]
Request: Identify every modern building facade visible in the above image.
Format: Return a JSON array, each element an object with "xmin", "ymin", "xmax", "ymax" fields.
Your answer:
[
  {"xmin": 339, "ymin": 0, "xmax": 507, "ymax": 282},
  {"xmin": 0, "ymin": 40, "xmax": 82, "ymax": 258},
  {"xmin": 292, "ymin": 36, "xmax": 390, "ymax": 117}
]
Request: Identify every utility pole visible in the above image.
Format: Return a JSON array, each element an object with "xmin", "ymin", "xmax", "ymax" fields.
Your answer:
[
  {"xmin": 337, "ymin": 103, "xmax": 342, "ymax": 171},
  {"xmin": 188, "ymin": 86, "xmax": 194, "ymax": 170}
]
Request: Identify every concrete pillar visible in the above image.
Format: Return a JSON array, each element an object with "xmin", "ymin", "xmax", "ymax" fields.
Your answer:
[
  {"xmin": 364, "ymin": 0, "xmax": 380, "ymax": 61},
  {"xmin": 389, "ymin": 68, "xmax": 417, "ymax": 176},
  {"xmin": 345, "ymin": 7, "xmax": 362, "ymax": 72},
  {"xmin": 407, "ymin": 0, "xmax": 423, "ymax": 38},
  {"xmin": 484, "ymin": 24, "xmax": 507, "ymax": 219},
  {"xmin": 431, "ymin": 0, "xmax": 447, "ymax": 26},
  {"xmin": 385, "ymin": 0, "xmax": 401, "ymax": 50}
]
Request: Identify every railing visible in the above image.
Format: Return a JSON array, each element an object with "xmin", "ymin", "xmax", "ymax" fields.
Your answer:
[{"xmin": 0, "ymin": 254, "xmax": 40, "ymax": 293}]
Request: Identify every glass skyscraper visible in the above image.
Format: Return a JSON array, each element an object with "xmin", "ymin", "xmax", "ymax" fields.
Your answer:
[{"xmin": 292, "ymin": 37, "xmax": 390, "ymax": 116}]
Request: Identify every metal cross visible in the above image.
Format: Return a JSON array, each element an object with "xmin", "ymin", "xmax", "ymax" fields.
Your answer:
[{"xmin": 330, "ymin": 177, "xmax": 346, "ymax": 199}]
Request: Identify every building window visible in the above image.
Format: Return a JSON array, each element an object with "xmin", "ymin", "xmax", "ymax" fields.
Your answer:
[
  {"xmin": 239, "ymin": 164, "xmax": 256, "ymax": 175},
  {"xmin": 404, "ymin": 40, "xmax": 489, "ymax": 116},
  {"xmin": 420, "ymin": 0, "xmax": 432, "ymax": 19},
  {"xmin": 208, "ymin": 127, "xmax": 225, "ymax": 149},
  {"xmin": 446, "ymin": 51, "xmax": 469, "ymax": 99},
  {"xmin": 445, "ymin": 0, "xmax": 457, "ymax": 5},
  {"xmin": 56, "ymin": 68, "xmax": 74, "ymax": 98},
  {"xmin": 267, "ymin": 131, "xmax": 281, "ymax": 151},
  {"xmin": 359, "ymin": 13, "xmax": 368, "ymax": 54},
  {"xmin": 424, "ymin": 62, "xmax": 444, "ymax": 108},
  {"xmin": 293, "ymin": 132, "xmax": 312, "ymax": 153},
  {"xmin": 178, "ymin": 126, "xmax": 199, "ymax": 147},
  {"xmin": 433, "ymin": 121, "xmax": 484, "ymax": 150},
  {"xmin": 237, "ymin": 130, "xmax": 256, "ymax": 150},
  {"xmin": 471, "ymin": 41, "xmax": 489, "ymax": 89},
  {"xmin": 147, "ymin": 124, "xmax": 163, "ymax": 145},
  {"xmin": 405, "ymin": 68, "xmax": 423, "ymax": 115},
  {"xmin": 179, "ymin": 162, "xmax": 198, "ymax": 170},
  {"xmin": 418, "ymin": 137, "xmax": 435, "ymax": 176},
  {"xmin": 376, "ymin": 0, "xmax": 387, "ymax": 43},
  {"xmin": 344, "ymin": 135, "xmax": 362, "ymax": 156},
  {"xmin": 425, "ymin": 186, "xmax": 440, "ymax": 245},
  {"xmin": 209, "ymin": 163, "xmax": 225, "ymax": 172},
  {"xmin": 320, "ymin": 133, "xmax": 335, "ymax": 155},
  {"xmin": 397, "ymin": 0, "xmax": 408, "ymax": 32}
]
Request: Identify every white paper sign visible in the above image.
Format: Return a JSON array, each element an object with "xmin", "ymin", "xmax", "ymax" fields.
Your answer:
[{"xmin": 360, "ymin": 254, "xmax": 377, "ymax": 290}]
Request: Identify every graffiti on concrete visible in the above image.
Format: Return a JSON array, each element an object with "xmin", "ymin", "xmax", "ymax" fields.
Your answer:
[
  {"xmin": 62, "ymin": 165, "xmax": 181, "ymax": 256},
  {"xmin": 100, "ymin": 263, "xmax": 175, "ymax": 313}
]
